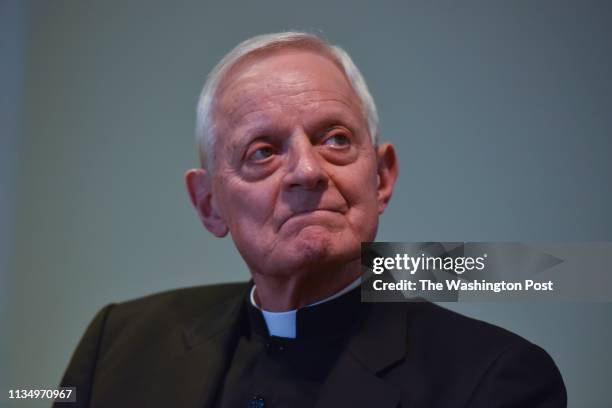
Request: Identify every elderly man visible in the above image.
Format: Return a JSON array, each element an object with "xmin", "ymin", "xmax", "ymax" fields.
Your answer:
[{"xmin": 57, "ymin": 32, "xmax": 566, "ymax": 407}]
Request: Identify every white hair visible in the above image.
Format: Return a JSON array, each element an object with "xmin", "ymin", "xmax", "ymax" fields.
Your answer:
[{"xmin": 195, "ymin": 31, "xmax": 379, "ymax": 168}]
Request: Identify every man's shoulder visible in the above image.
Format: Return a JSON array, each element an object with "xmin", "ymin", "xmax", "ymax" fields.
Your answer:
[
  {"xmin": 116, "ymin": 281, "xmax": 250, "ymax": 312},
  {"xmin": 402, "ymin": 301, "xmax": 535, "ymax": 355},
  {"xmin": 99, "ymin": 282, "xmax": 250, "ymax": 343},
  {"xmin": 375, "ymin": 302, "xmax": 566, "ymax": 406}
]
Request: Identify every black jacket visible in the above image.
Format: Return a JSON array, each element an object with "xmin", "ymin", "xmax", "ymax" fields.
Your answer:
[{"xmin": 56, "ymin": 282, "xmax": 566, "ymax": 407}]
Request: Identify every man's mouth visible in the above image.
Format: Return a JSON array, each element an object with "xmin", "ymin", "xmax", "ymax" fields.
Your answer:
[{"xmin": 279, "ymin": 208, "xmax": 345, "ymax": 230}]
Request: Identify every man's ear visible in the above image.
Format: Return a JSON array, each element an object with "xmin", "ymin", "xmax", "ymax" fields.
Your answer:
[
  {"xmin": 375, "ymin": 143, "xmax": 399, "ymax": 214},
  {"xmin": 184, "ymin": 168, "xmax": 229, "ymax": 237}
]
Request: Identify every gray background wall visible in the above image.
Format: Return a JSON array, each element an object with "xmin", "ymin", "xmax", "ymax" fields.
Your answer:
[{"xmin": 2, "ymin": 1, "xmax": 611, "ymax": 406}]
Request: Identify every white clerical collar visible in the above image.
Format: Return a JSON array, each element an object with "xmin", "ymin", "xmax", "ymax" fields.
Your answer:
[{"xmin": 249, "ymin": 277, "xmax": 362, "ymax": 339}]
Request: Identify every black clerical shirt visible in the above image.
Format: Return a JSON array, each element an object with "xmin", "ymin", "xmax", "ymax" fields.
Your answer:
[{"xmin": 215, "ymin": 285, "xmax": 361, "ymax": 408}]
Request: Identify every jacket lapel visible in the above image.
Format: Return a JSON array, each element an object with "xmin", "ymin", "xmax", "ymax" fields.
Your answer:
[
  {"xmin": 175, "ymin": 285, "xmax": 249, "ymax": 408},
  {"xmin": 316, "ymin": 302, "xmax": 408, "ymax": 408}
]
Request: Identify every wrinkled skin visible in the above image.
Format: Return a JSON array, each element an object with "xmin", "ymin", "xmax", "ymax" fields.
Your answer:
[{"xmin": 186, "ymin": 48, "xmax": 398, "ymax": 311}]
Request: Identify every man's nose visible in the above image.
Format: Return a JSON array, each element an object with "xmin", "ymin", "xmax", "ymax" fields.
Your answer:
[{"xmin": 283, "ymin": 132, "xmax": 328, "ymax": 191}]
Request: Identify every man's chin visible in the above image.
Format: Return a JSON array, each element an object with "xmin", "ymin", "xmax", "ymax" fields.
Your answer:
[{"xmin": 280, "ymin": 229, "xmax": 360, "ymax": 271}]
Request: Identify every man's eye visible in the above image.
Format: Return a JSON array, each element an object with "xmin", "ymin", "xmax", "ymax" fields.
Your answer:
[
  {"xmin": 323, "ymin": 133, "xmax": 350, "ymax": 147},
  {"xmin": 248, "ymin": 146, "xmax": 275, "ymax": 162}
]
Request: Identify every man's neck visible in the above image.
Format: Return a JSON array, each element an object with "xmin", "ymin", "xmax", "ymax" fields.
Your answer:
[{"xmin": 251, "ymin": 260, "xmax": 361, "ymax": 312}]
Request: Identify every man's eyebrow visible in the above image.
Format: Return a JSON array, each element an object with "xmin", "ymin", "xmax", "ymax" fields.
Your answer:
[
  {"xmin": 225, "ymin": 121, "xmax": 280, "ymax": 153},
  {"xmin": 306, "ymin": 105, "xmax": 363, "ymax": 129}
]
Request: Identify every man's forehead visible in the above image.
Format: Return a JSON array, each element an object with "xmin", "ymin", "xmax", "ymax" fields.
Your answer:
[{"xmin": 214, "ymin": 48, "xmax": 361, "ymax": 126}]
